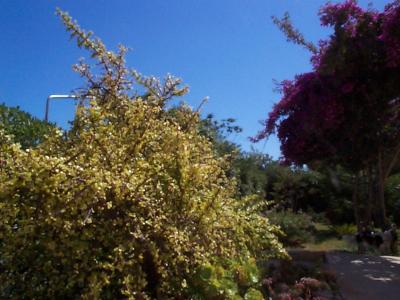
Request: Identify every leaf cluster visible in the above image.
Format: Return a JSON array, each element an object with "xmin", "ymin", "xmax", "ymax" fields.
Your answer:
[{"xmin": 190, "ymin": 257, "xmax": 264, "ymax": 300}]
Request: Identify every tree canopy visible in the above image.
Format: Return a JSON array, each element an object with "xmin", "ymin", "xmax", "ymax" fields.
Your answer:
[
  {"xmin": 255, "ymin": 0, "xmax": 400, "ymax": 172},
  {"xmin": 0, "ymin": 103, "xmax": 54, "ymax": 149},
  {"xmin": 255, "ymin": 0, "xmax": 400, "ymax": 228}
]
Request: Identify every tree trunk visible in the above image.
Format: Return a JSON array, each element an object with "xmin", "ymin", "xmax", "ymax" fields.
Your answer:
[
  {"xmin": 376, "ymin": 151, "xmax": 387, "ymax": 229},
  {"xmin": 353, "ymin": 173, "xmax": 363, "ymax": 231},
  {"xmin": 365, "ymin": 166, "xmax": 373, "ymax": 226}
]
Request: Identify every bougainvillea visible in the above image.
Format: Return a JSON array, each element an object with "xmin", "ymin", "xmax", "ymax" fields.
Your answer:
[
  {"xmin": 255, "ymin": 0, "xmax": 400, "ymax": 227},
  {"xmin": 0, "ymin": 10, "xmax": 285, "ymax": 299},
  {"xmin": 380, "ymin": 0, "xmax": 400, "ymax": 67},
  {"xmin": 256, "ymin": 0, "xmax": 400, "ymax": 170}
]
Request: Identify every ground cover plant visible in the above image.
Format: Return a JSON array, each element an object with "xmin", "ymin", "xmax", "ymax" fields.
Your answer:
[{"xmin": 0, "ymin": 11, "xmax": 285, "ymax": 299}]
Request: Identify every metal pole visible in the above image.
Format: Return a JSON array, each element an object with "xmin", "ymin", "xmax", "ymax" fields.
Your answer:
[{"xmin": 45, "ymin": 94, "xmax": 78, "ymax": 122}]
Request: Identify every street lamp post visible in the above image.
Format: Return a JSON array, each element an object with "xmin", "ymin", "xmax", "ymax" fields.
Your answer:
[{"xmin": 44, "ymin": 94, "xmax": 78, "ymax": 122}]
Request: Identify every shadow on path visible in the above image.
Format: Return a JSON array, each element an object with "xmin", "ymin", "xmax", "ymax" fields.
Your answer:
[{"xmin": 326, "ymin": 251, "xmax": 400, "ymax": 300}]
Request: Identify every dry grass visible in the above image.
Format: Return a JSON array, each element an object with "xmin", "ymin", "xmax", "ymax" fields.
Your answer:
[
  {"xmin": 304, "ymin": 238, "xmax": 357, "ymax": 252},
  {"xmin": 303, "ymin": 222, "xmax": 358, "ymax": 252}
]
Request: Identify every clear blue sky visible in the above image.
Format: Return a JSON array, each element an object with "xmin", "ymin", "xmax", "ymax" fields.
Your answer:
[{"xmin": 0, "ymin": 0, "xmax": 390, "ymax": 158}]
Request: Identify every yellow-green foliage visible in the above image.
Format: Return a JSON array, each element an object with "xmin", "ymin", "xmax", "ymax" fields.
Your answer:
[
  {"xmin": 331, "ymin": 223, "xmax": 357, "ymax": 237},
  {"xmin": 0, "ymin": 10, "xmax": 284, "ymax": 299},
  {"xmin": 190, "ymin": 257, "xmax": 261, "ymax": 299}
]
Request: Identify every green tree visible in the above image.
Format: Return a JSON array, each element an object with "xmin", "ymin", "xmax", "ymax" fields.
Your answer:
[
  {"xmin": 198, "ymin": 113, "xmax": 242, "ymax": 157},
  {"xmin": 234, "ymin": 151, "xmax": 271, "ymax": 198},
  {"xmin": 269, "ymin": 167, "xmax": 321, "ymax": 212},
  {"xmin": 0, "ymin": 103, "xmax": 54, "ymax": 149}
]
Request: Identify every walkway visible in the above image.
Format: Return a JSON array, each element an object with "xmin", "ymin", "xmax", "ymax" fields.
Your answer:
[{"xmin": 326, "ymin": 252, "xmax": 400, "ymax": 300}]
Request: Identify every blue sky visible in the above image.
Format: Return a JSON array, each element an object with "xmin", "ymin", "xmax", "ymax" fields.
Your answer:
[{"xmin": 0, "ymin": 0, "xmax": 390, "ymax": 158}]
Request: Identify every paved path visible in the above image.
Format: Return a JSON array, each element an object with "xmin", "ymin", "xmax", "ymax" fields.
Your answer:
[{"xmin": 326, "ymin": 252, "xmax": 400, "ymax": 300}]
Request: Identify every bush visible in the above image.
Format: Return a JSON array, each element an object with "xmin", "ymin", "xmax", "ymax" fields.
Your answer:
[
  {"xmin": 267, "ymin": 210, "xmax": 314, "ymax": 247},
  {"xmin": 306, "ymin": 210, "xmax": 330, "ymax": 224},
  {"xmin": 0, "ymin": 11, "xmax": 285, "ymax": 299},
  {"xmin": 331, "ymin": 224, "xmax": 357, "ymax": 237},
  {"xmin": 385, "ymin": 173, "xmax": 400, "ymax": 225},
  {"xmin": 190, "ymin": 258, "xmax": 264, "ymax": 299},
  {"xmin": 261, "ymin": 259, "xmax": 337, "ymax": 300}
]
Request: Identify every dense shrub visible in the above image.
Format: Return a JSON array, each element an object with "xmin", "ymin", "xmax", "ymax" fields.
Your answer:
[
  {"xmin": 190, "ymin": 257, "xmax": 264, "ymax": 299},
  {"xmin": 267, "ymin": 210, "xmax": 314, "ymax": 247},
  {"xmin": 270, "ymin": 168, "xmax": 323, "ymax": 213},
  {"xmin": 0, "ymin": 11, "xmax": 285, "ymax": 299}
]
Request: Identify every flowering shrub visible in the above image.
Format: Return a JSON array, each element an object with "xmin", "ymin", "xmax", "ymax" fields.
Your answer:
[
  {"xmin": 255, "ymin": 0, "xmax": 400, "ymax": 230},
  {"xmin": 263, "ymin": 276, "xmax": 327, "ymax": 300},
  {"xmin": 262, "ymin": 263, "xmax": 334, "ymax": 300},
  {"xmin": 255, "ymin": 0, "xmax": 400, "ymax": 172},
  {"xmin": 294, "ymin": 277, "xmax": 324, "ymax": 299},
  {"xmin": 0, "ymin": 11, "xmax": 285, "ymax": 299}
]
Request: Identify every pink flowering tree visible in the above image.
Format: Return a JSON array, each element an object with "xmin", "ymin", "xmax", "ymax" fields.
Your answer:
[{"xmin": 256, "ymin": 0, "xmax": 400, "ymax": 228}]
